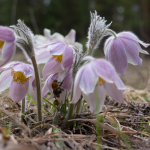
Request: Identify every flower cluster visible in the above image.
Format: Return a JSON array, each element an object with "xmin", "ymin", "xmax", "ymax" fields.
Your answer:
[{"xmin": 0, "ymin": 10, "xmax": 149, "ymax": 123}]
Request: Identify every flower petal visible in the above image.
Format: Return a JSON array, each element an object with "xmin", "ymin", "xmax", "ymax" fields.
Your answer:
[
  {"xmin": 42, "ymin": 58, "xmax": 62, "ymax": 80},
  {"xmin": 107, "ymin": 38, "xmax": 128, "ymax": 75},
  {"xmin": 65, "ymin": 29, "xmax": 75, "ymax": 44},
  {"xmin": 28, "ymin": 76, "xmax": 37, "ymax": 104},
  {"xmin": 74, "ymin": 42, "xmax": 83, "ymax": 52},
  {"xmin": 0, "ymin": 26, "xmax": 15, "ymax": 42},
  {"xmin": 79, "ymin": 64, "xmax": 98, "ymax": 94},
  {"xmin": 92, "ymin": 59, "xmax": 116, "ymax": 83},
  {"xmin": 120, "ymin": 38, "xmax": 142, "ymax": 65},
  {"xmin": 44, "ymin": 28, "xmax": 51, "ymax": 39},
  {"xmin": 72, "ymin": 67, "xmax": 83, "ymax": 103},
  {"xmin": 48, "ymin": 42, "xmax": 65, "ymax": 55},
  {"xmin": 83, "ymin": 86, "xmax": 106, "ymax": 114},
  {"xmin": 0, "ymin": 69, "xmax": 12, "ymax": 92},
  {"xmin": 61, "ymin": 45, "xmax": 73, "ymax": 68},
  {"xmin": 105, "ymin": 82, "xmax": 124, "ymax": 103},
  {"xmin": 13, "ymin": 63, "xmax": 34, "ymax": 78},
  {"xmin": 51, "ymin": 33, "xmax": 65, "ymax": 42},
  {"xmin": 0, "ymin": 42, "xmax": 15, "ymax": 67},
  {"xmin": 10, "ymin": 80, "xmax": 29, "ymax": 102}
]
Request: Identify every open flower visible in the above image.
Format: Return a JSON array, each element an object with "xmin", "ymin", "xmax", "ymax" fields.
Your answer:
[
  {"xmin": 72, "ymin": 58, "xmax": 126, "ymax": 114},
  {"xmin": 0, "ymin": 62, "xmax": 36, "ymax": 103},
  {"xmin": 0, "ymin": 26, "xmax": 16, "ymax": 67},
  {"xmin": 42, "ymin": 42, "xmax": 74, "ymax": 80},
  {"xmin": 42, "ymin": 69, "xmax": 72, "ymax": 104},
  {"xmin": 35, "ymin": 29, "xmax": 83, "ymax": 52},
  {"xmin": 104, "ymin": 31, "xmax": 149, "ymax": 75}
]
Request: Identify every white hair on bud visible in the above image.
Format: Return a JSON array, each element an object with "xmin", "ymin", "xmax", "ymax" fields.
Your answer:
[{"xmin": 86, "ymin": 11, "xmax": 112, "ymax": 53}]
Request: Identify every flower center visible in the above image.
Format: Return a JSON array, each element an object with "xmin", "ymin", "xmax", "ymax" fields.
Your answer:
[
  {"xmin": 96, "ymin": 77, "xmax": 105, "ymax": 86},
  {"xmin": 0, "ymin": 41, "xmax": 5, "ymax": 49},
  {"xmin": 52, "ymin": 54, "xmax": 63, "ymax": 63},
  {"xmin": 11, "ymin": 69, "xmax": 30, "ymax": 84}
]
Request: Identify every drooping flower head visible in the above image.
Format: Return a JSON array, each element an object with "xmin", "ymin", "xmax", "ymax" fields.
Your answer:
[
  {"xmin": 86, "ymin": 11, "xmax": 111, "ymax": 54},
  {"xmin": 104, "ymin": 31, "xmax": 149, "ymax": 75},
  {"xmin": 42, "ymin": 42, "xmax": 74, "ymax": 80},
  {"xmin": 72, "ymin": 58, "xmax": 126, "ymax": 114},
  {"xmin": 0, "ymin": 26, "xmax": 16, "ymax": 67},
  {"xmin": 0, "ymin": 62, "xmax": 36, "ymax": 103}
]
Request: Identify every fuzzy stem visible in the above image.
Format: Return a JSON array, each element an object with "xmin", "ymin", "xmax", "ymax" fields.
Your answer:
[
  {"xmin": 31, "ymin": 56, "xmax": 42, "ymax": 122},
  {"xmin": 21, "ymin": 98, "xmax": 25, "ymax": 122},
  {"xmin": 106, "ymin": 29, "xmax": 117, "ymax": 38},
  {"xmin": 76, "ymin": 96, "xmax": 83, "ymax": 114},
  {"xmin": 95, "ymin": 87, "xmax": 101, "ymax": 150}
]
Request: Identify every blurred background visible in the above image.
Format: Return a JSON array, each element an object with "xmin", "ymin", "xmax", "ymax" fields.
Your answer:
[{"xmin": 0, "ymin": 0, "xmax": 150, "ymax": 88}]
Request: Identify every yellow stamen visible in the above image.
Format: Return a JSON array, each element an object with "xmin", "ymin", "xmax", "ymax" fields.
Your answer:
[
  {"xmin": 96, "ymin": 77, "xmax": 105, "ymax": 86},
  {"xmin": 52, "ymin": 54, "xmax": 63, "ymax": 63},
  {"xmin": 11, "ymin": 69, "xmax": 30, "ymax": 84},
  {"xmin": 0, "ymin": 41, "xmax": 5, "ymax": 49}
]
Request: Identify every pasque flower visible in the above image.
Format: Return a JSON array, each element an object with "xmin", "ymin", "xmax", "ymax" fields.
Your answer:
[
  {"xmin": 35, "ymin": 28, "xmax": 83, "ymax": 52},
  {"xmin": 0, "ymin": 26, "xmax": 16, "ymax": 67},
  {"xmin": 42, "ymin": 42, "xmax": 74, "ymax": 80},
  {"xmin": 42, "ymin": 69, "xmax": 72, "ymax": 104},
  {"xmin": 0, "ymin": 62, "xmax": 36, "ymax": 103},
  {"xmin": 104, "ymin": 31, "xmax": 149, "ymax": 75},
  {"xmin": 72, "ymin": 58, "xmax": 126, "ymax": 114}
]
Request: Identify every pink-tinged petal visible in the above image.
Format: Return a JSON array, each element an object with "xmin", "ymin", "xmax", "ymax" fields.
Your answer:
[
  {"xmin": 0, "ymin": 42, "xmax": 15, "ymax": 67},
  {"xmin": 83, "ymin": 86, "xmax": 106, "ymax": 114},
  {"xmin": 0, "ymin": 61, "xmax": 20, "ymax": 73},
  {"xmin": 0, "ymin": 26, "xmax": 15, "ymax": 42},
  {"xmin": 72, "ymin": 68, "xmax": 83, "ymax": 103},
  {"xmin": 13, "ymin": 63, "xmax": 34, "ymax": 78},
  {"xmin": 10, "ymin": 80, "xmax": 29, "ymax": 102},
  {"xmin": 35, "ymin": 42, "xmax": 57, "ymax": 50},
  {"xmin": 114, "ymin": 75, "xmax": 126, "ymax": 90},
  {"xmin": 104, "ymin": 36, "xmax": 114, "ymax": 55},
  {"xmin": 118, "ymin": 31, "xmax": 150, "ymax": 48},
  {"xmin": 44, "ymin": 28, "xmax": 51, "ymax": 39},
  {"xmin": 49, "ymin": 42, "xmax": 65, "ymax": 55},
  {"xmin": 92, "ymin": 59, "xmax": 116, "ymax": 83},
  {"xmin": 107, "ymin": 38, "xmax": 127, "ymax": 75},
  {"xmin": 42, "ymin": 58, "xmax": 62, "ymax": 80},
  {"xmin": 137, "ymin": 44, "xmax": 149, "ymax": 55},
  {"xmin": 120, "ymin": 38, "xmax": 142, "ymax": 65},
  {"xmin": 105, "ymin": 82, "xmax": 124, "ymax": 103},
  {"xmin": 35, "ymin": 48, "xmax": 50, "ymax": 64},
  {"xmin": 62, "ymin": 69, "xmax": 72, "ymax": 90},
  {"xmin": 61, "ymin": 45, "xmax": 73, "ymax": 68},
  {"xmin": 79, "ymin": 64, "xmax": 98, "ymax": 94},
  {"xmin": 65, "ymin": 29, "xmax": 76, "ymax": 44},
  {"xmin": 51, "ymin": 33, "xmax": 65, "ymax": 42},
  {"xmin": 28, "ymin": 76, "xmax": 37, "ymax": 104},
  {"xmin": 0, "ymin": 69, "xmax": 12, "ymax": 92},
  {"xmin": 42, "ymin": 79, "xmax": 49, "ymax": 97}
]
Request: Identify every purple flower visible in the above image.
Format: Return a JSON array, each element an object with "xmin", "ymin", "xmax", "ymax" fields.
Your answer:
[
  {"xmin": 42, "ymin": 42, "xmax": 74, "ymax": 80},
  {"xmin": 104, "ymin": 31, "xmax": 149, "ymax": 75},
  {"xmin": 72, "ymin": 59, "xmax": 126, "ymax": 114},
  {"xmin": 42, "ymin": 69, "xmax": 72, "ymax": 104},
  {"xmin": 0, "ymin": 26, "xmax": 16, "ymax": 67},
  {"xmin": 0, "ymin": 62, "xmax": 36, "ymax": 103}
]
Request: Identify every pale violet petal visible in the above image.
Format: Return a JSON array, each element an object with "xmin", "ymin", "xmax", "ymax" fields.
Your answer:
[
  {"xmin": 44, "ymin": 28, "xmax": 51, "ymax": 39},
  {"xmin": 65, "ymin": 29, "xmax": 76, "ymax": 44},
  {"xmin": 10, "ymin": 80, "xmax": 29, "ymax": 102},
  {"xmin": 0, "ymin": 69, "xmax": 12, "ymax": 92}
]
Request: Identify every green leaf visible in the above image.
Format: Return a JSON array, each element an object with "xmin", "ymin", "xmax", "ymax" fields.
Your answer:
[{"xmin": 43, "ymin": 98, "xmax": 58, "ymax": 109}]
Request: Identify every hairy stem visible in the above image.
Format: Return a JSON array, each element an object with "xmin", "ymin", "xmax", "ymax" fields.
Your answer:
[
  {"xmin": 106, "ymin": 29, "xmax": 117, "ymax": 38},
  {"xmin": 31, "ymin": 56, "xmax": 42, "ymax": 121},
  {"xmin": 21, "ymin": 98, "xmax": 25, "ymax": 122},
  {"xmin": 76, "ymin": 96, "xmax": 83, "ymax": 114}
]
